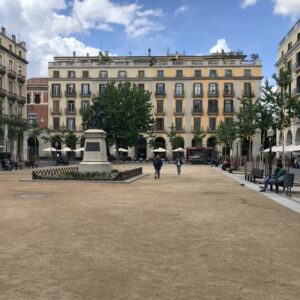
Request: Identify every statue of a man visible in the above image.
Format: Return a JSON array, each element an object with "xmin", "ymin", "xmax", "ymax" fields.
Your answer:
[{"xmin": 86, "ymin": 100, "xmax": 105, "ymax": 129}]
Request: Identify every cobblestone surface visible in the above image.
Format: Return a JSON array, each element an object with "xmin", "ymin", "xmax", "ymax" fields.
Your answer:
[{"xmin": 0, "ymin": 164, "xmax": 299, "ymax": 299}]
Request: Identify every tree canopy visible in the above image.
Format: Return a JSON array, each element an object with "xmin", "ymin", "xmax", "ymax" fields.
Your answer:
[{"xmin": 80, "ymin": 81, "xmax": 154, "ymax": 149}]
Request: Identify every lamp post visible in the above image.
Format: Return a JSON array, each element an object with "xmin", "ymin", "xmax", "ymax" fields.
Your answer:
[
  {"xmin": 55, "ymin": 141, "xmax": 59, "ymax": 165},
  {"xmin": 5, "ymin": 136, "xmax": 9, "ymax": 159},
  {"xmin": 267, "ymin": 127, "xmax": 275, "ymax": 177},
  {"xmin": 236, "ymin": 137, "xmax": 240, "ymax": 158}
]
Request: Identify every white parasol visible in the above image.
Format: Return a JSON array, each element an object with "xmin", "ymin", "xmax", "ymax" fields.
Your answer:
[{"xmin": 74, "ymin": 147, "xmax": 85, "ymax": 152}]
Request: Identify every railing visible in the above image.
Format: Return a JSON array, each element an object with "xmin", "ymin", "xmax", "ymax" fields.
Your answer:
[
  {"xmin": 65, "ymin": 91, "xmax": 77, "ymax": 97},
  {"xmin": 242, "ymin": 90, "xmax": 254, "ymax": 97},
  {"xmin": 223, "ymin": 108, "xmax": 235, "ymax": 114},
  {"xmin": 293, "ymin": 62, "xmax": 300, "ymax": 72},
  {"xmin": 207, "ymin": 127, "xmax": 216, "ymax": 132},
  {"xmin": 7, "ymin": 92, "xmax": 17, "ymax": 100},
  {"xmin": 0, "ymin": 88, "xmax": 7, "ymax": 96},
  {"xmin": 155, "ymin": 91, "xmax": 166, "ymax": 97},
  {"xmin": 32, "ymin": 166, "xmax": 79, "ymax": 180},
  {"xmin": 191, "ymin": 126, "xmax": 204, "ymax": 132},
  {"xmin": 51, "ymin": 91, "xmax": 61, "ymax": 98},
  {"xmin": 7, "ymin": 69, "xmax": 16, "ymax": 79},
  {"xmin": 193, "ymin": 92, "xmax": 203, "ymax": 97},
  {"xmin": 174, "ymin": 92, "xmax": 185, "ymax": 97},
  {"xmin": 191, "ymin": 108, "xmax": 203, "ymax": 114},
  {"xmin": 17, "ymin": 74, "xmax": 25, "ymax": 83},
  {"xmin": 65, "ymin": 108, "xmax": 77, "ymax": 115},
  {"xmin": 208, "ymin": 90, "xmax": 219, "ymax": 97},
  {"xmin": 223, "ymin": 90, "xmax": 235, "ymax": 97},
  {"xmin": 154, "ymin": 110, "xmax": 166, "ymax": 115},
  {"xmin": 155, "ymin": 126, "xmax": 164, "ymax": 132},
  {"xmin": 173, "ymin": 109, "xmax": 185, "ymax": 115},
  {"xmin": 293, "ymin": 87, "xmax": 300, "ymax": 94},
  {"xmin": 207, "ymin": 108, "xmax": 219, "ymax": 114},
  {"xmin": 0, "ymin": 64, "xmax": 6, "ymax": 74},
  {"xmin": 50, "ymin": 108, "xmax": 62, "ymax": 115},
  {"xmin": 80, "ymin": 91, "xmax": 91, "ymax": 97},
  {"xmin": 17, "ymin": 96, "xmax": 26, "ymax": 104},
  {"xmin": 175, "ymin": 126, "xmax": 185, "ymax": 132}
]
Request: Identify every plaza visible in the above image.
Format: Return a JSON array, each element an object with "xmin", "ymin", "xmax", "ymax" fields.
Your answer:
[{"xmin": 0, "ymin": 164, "xmax": 299, "ymax": 299}]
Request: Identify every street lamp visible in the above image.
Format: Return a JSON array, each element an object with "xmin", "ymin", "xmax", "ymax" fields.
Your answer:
[
  {"xmin": 55, "ymin": 141, "xmax": 59, "ymax": 165},
  {"xmin": 5, "ymin": 136, "xmax": 9, "ymax": 159},
  {"xmin": 267, "ymin": 127, "xmax": 275, "ymax": 177},
  {"xmin": 236, "ymin": 137, "xmax": 240, "ymax": 158}
]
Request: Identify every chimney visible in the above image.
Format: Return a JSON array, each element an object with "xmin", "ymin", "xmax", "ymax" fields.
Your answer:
[
  {"xmin": 105, "ymin": 50, "xmax": 109, "ymax": 57},
  {"xmin": 12, "ymin": 34, "xmax": 16, "ymax": 42},
  {"xmin": 73, "ymin": 51, "xmax": 76, "ymax": 57},
  {"xmin": 1, "ymin": 27, "xmax": 6, "ymax": 35},
  {"xmin": 148, "ymin": 48, "xmax": 151, "ymax": 56}
]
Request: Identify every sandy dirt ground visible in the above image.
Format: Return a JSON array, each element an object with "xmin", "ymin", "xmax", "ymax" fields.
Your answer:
[{"xmin": 0, "ymin": 164, "xmax": 299, "ymax": 300}]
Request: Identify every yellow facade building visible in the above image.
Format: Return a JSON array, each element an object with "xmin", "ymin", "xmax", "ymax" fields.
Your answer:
[
  {"xmin": 276, "ymin": 19, "xmax": 300, "ymax": 147},
  {"xmin": 48, "ymin": 51, "xmax": 262, "ymax": 159},
  {"xmin": 0, "ymin": 27, "xmax": 28, "ymax": 160}
]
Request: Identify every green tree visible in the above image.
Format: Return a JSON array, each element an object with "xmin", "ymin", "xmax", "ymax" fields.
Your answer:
[
  {"xmin": 28, "ymin": 122, "xmax": 42, "ymax": 162},
  {"xmin": 167, "ymin": 124, "xmax": 184, "ymax": 149},
  {"xmin": 80, "ymin": 81, "xmax": 154, "ymax": 151},
  {"xmin": 6, "ymin": 114, "xmax": 27, "ymax": 140},
  {"xmin": 193, "ymin": 129, "xmax": 206, "ymax": 146},
  {"xmin": 64, "ymin": 132, "xmax": 79, "ymax": 150},
  {"xmin": 260, "ymin": 68, "xmax": 300, "ymax": 152},
  {"xmin": 216, "ymin": 121, "xmax": 236, "ymax": 157}
]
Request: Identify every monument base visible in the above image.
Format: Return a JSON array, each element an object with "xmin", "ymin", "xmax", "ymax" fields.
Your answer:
[{"xmin": 79, "ymin": 161, "xmax": 112, "ymax": 173}]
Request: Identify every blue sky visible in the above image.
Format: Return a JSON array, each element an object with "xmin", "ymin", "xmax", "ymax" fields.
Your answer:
[{"xmin": 0, "ymin": 0, "xmax": 299, "ymax": 81}]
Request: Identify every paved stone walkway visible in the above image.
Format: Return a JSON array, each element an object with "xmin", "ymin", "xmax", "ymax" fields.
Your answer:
[{"xmin": 0, "ymin": 164, "xmax": 299, "ymax": 299}]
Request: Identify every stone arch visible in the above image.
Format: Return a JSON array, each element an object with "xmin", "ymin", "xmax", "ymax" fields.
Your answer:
[
  {"xmin": 154, "ymin": 137, "xmax": 166, "ymax": 149},
  {"xmin": 286, "ymin": 130, "xmax": 293, "ymax": 145},
  {"xmin": 207, "ymin": 136, "xmax": 217, "ymax": 148},
  {"xmin": 295, "ymin": 129, "xmax": 300, "ymax": 145}
]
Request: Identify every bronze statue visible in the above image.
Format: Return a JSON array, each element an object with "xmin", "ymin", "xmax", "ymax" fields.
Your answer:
[{"xmin": 86, "ymin": 100, "xmax": 105, "ymax": 129}]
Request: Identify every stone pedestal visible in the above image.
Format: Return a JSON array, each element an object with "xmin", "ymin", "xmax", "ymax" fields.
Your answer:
[{"xmin": 79, "ymin": 129, "xmax": 112, "ymax": 173}]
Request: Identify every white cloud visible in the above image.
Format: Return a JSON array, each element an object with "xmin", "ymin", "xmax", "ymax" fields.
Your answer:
[
  {"xmin": 174, "ymin": 5, "xmax": 189, "ymax": 15},
  {"xmin": 209, "ymin": 39, "xmax": 231, "ymax": 53},
  {"xmin": 0, "ymin": 0, "xmax": 164, "ymax": 76},
  {"xmin": 240, "ymin": 0, "xmax": 258, "ymax": 9},
  {"xmin": 273, "ymin": 0, "xmax": 300, "ymax": 19}
]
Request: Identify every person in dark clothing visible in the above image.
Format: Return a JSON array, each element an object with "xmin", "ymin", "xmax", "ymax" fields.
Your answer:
[
  {"xmin": 153, "ymin": 154, "xmax": 163, "ymax": 179},
  {"xmin": 260, "ymin": 162, "xmax": 286, "ymax": 192},
  {"xmin": 175, "ymin": 158, "xmax": 182, "ymax": 175}
]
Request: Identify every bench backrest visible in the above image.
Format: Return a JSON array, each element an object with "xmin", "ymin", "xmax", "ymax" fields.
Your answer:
[
  {"xmin": 284, "ymin": 173, "xmax": 295, "ymax": 188},
  {"xmin": 252, "ymin": 168, "xmax": 264, "ymax": 177}
]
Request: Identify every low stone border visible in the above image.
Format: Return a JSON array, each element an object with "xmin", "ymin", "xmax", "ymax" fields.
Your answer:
[{"xmin": 32, "ymin": 166, "xmax": 143, "ymax": 182}]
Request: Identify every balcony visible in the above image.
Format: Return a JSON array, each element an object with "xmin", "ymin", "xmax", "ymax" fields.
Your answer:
[
  {"xmin": 223, "ymin": 108, "xmax": 235, "ymax": 114},
  {"xmin": 66, "ymin": 125, "xmax": 77, "ymax": 132},
  {"xmin": 175, "ymin": 126, "xmax": 185, "ymax": 132},
  {"xmin": 0, "ymin": 64, "xmax": 6, "ymax": 75},
  {"xmin": 50, "ymin": 108, "xmax": 62, "ymax": 115},
  {"xmin": 193, "ymin": 91, "xmax": 203, "ymax": 97},
  {"xmin": 293, "ymin": 62, "xmax": 300, "ymax": 73},
  {"xmin": 51, "ymin": 91, "xmax": 61, "ymax": 98},
  {"xmin": 293, "ymin": 87, "xmax": 300, "ymax": 95},
  {"xmin": 155, "ymin": 91, "xmax": 166, "ymax": 97},
  {"xmin": 207, "ymin": 108, "xmax": 219, "ymax": 115},
  {"xmin": 174, "ymin": 92, "xmax": 185, "ymax": 98},
  {"xmin": 192, "ymin": 108, "xmax": 203, "ymax": 115},
  {"xmin": 191, "ymin": 126, "xmax": 204, "ymax": 132},
  {"xmin": 0, "ymin": 88, "xmax": 7, "ymax": 97},
  {"xmin": 7, "ymin": 92, "xmax": 17, "ymax": 101},
  {"xmin": 17, "ymin": 74, "xmax": 25, "ymax": 83},
  {"xmin": 65, "ymin": 108, "xmax": 77, "ymax": 115},
  {"xmin": 65, "ymin": 91, "xmax": 77, "ymax": 97},
  {"xmin": 207, "ymin": 127, "xmax": 216, "ymax": 133},
  {"xmin": 242, "ymin": 90, "xmax": 254, "ymax": 97},
  {"xmin": 80, "ymin": 91, "xmax": 91, "ymax": 97},
  {"xmin": 7, "ymin": 69, "xmax": 16, "ymax": 79},
  {"xmin": 17, "ymin": 95, "xmax": 26, "ymax": 104},
  {"xmin": 154, "ymin": 109, "xmax": 166, "ymax": 116},
  {"xmin": 173, "ymin": 109, "xmax": 185, "ymax": 115},
  {"xmin": 223, "ymin": 90, "xmax": 235, "ymax": 97},
  {"xmin": 208, "ymin": 90, "xmax": 219, "ymax": 97},
  {"xmin": 155, "ymin": 126, "xmax": 164, "ymax": 132}
]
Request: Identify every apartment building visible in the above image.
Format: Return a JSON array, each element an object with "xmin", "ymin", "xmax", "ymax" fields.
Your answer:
[
  {"xmin": 276, "ymin": 19, "xmax": 300, "ymax": 147},
  {"xmin": 27, "ymin": 78, "xmax": 49, "ymax": 158},
  {"xmin": 0, "ymin": 27, "xmax": 28, "ymax": 161},
  {"xmin": 48, "ymin": 51, "xmax": 262, "ymax": 159}
]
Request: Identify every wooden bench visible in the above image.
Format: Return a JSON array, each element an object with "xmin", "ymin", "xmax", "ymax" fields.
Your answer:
[
  {"xmin": 12, "ymin": 161, "xmax": 23, "ymax": 170},
  {"xmin": 25, "ymin": 161, "xmax": 38, "ymax": 168},
  {"xmin": 270, "ymin": 173, "xmax": 295, "ymax": 196},
  {"xmin": 245, "ymin": 168, "xmax": 264, "ymax": 183}
]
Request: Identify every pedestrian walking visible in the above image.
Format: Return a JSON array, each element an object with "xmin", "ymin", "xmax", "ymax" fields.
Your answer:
[
  {"xmin": 175, "ymin": 158, "xmax": 182, "ymax": 175},
  {"xmin": 153, "ymin": 154, "xmax": 163, "ymax": 179}
]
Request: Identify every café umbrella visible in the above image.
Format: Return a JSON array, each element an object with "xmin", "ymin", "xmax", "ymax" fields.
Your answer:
[
  {"xmin": 153, "ymin": 147, "xmax": 166, "ymax": 152},
  {"xmin": 74, "ymin": 147, "xmax": 85, "ymax": 152},
  {"xmin": 172, "ymin": 147, "xmax": 185, "ymax": 152},
  {"xmin": 43, "ymin": 147, "xmax": 59, "ymax": 152},
  {"xmin": 61, "ymin": 147, "xmax": 72, "ymax": 152},
  {"xmin": 118, "ymin": 148, "xmax": 129, "ymax": 152}
]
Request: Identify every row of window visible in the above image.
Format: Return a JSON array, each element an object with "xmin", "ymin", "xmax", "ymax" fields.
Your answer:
[
  {"xmin": 0, "ymin": 38, "xmax": 23, "ymax": 57},
  {"xmin": 49, "ymin": 116, "xmax": 231, "ymax": 132},
  {"xmin": 156, "ymin": 99, "xmax": 234, "ymax": 114},
  {"xmin": 0, "ymin": 77, "xmax": 23, "ymax": 95},
  {"xmin": 50, "ymin": 82, "xmax": 253, "ymax": 97},
  {"xmin": 155, "ymin": 117, "xmax": 232, "ymax": 132},
  {"xmin": 281, "ymin": 32, "xmax": 300, "ymax": 57},
  {"xmin": 52, "ymin": 68, "xmax": 253, "ymax": 79},
  {"xmin": 0, "ymin": 55, "xmax": 23, "ymax": 74}
]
